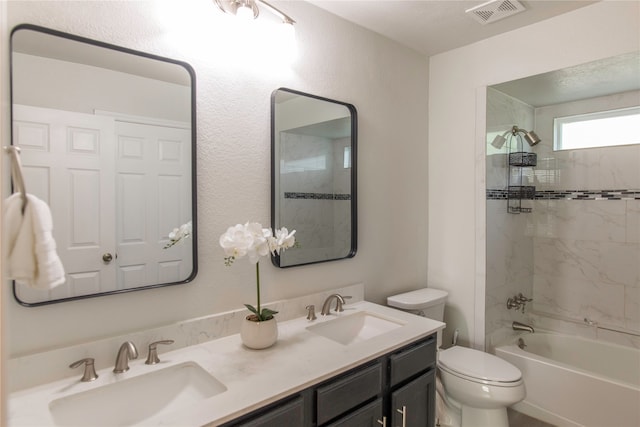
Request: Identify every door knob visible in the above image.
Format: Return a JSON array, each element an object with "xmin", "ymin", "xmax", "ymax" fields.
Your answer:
[{"xmin": 102, "ymin": 253, "xmax": 113, "ymax": 263}]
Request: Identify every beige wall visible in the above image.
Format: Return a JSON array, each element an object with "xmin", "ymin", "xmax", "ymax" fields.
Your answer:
[
  {"xmin": 3, "ymin": 1, "xmax": 429, "ymax": 358},
  {"xmin": 428, "ymin": 1, "xmax": 640, "ymax": 348}
]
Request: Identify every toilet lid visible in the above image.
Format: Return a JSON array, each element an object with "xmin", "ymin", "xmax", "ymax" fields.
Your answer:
[{"xmin": 439, "ymin": 346, "xmax": 522, "ymax": 383}]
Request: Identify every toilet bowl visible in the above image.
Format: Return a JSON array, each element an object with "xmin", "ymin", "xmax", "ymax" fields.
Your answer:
[{"xmin": 387, "ymin": 288, "xmax": 525, "ymax": 427}]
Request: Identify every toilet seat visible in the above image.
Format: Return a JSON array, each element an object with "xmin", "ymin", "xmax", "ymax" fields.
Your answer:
[{"xmin": 439, "ymin": 346, "xmax": 523, "ymax": 387}]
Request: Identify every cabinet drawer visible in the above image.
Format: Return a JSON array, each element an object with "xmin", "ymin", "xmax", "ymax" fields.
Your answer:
[
  {"xmin": 325, "ymin": 398, "xmax": 383, "ymax": 427},
  {"xmin": 223, "ymin": 394, "xmax": 307, "ymax": 427},
  {"xmin": 316, "ymin": 362, "xmax": 383, "ymax": 425},
  {"xmin": 389, "ymin": 335, "xmax": 436, "ymax": 387}
]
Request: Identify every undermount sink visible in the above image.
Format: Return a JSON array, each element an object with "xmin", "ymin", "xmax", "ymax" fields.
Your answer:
[
  {"xmin": 49, "ymin": 362, "xmax": 226, "ymax": 426},
  {"xmin": 307, "ymin": 311, "xmax": 405, "ymax": 345}
]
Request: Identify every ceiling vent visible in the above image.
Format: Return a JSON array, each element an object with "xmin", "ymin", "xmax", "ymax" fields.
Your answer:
[{"xmin": 466, "ymin": 0, "xmax": 526, "ymax": 25}]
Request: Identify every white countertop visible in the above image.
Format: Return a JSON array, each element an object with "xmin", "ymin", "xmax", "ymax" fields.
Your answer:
[{"xmin": 8, "ymin": 301, "xmax": 444, "ymax": 426}]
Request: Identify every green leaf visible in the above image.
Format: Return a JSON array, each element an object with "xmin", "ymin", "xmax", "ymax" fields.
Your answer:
[
  {"xmin": 244, "ymin": 304, "xmax": 258, "ymax": 315},
  {"xmin": 259, "ymin": 308, "xmax": 279, "ymax": 321}
]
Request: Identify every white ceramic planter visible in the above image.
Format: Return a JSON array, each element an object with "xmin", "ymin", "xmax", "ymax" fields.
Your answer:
[{"xmin": 240, "ymin": 316, "xmax": 278, "ymax": 349}]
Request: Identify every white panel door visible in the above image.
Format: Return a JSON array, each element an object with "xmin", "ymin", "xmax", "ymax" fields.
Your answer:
[
  {"xmin": 114, "ymin": 121, "xmax": 192, "ymax": 289},
  {"xmin": 12, "ymin": 104, "xmax": 116, "ymax": 303}
]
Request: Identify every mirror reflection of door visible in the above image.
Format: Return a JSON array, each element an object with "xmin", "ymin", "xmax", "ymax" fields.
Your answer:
[
  {"xmin": 13, "ymin": 105, "xmax": 117, "ymax": 303},
  {"xmin": 10, "ymin": 25, "xmax": 197, "ymax": 305},
  {"xmin": 271, "ymin": 88, "xmax": 357, "ymax": 268}
]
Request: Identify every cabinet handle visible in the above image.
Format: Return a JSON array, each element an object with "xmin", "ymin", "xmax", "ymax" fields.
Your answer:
[
  {"xmin": 396, "ymin": 405, "xmax": 407, "ymax": 427},
  {"xmin": 376, "ymin": 416, "xmax": 387, "ymax": 427}
]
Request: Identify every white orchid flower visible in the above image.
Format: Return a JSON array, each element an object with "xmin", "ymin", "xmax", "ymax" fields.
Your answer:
[
  {"xmin": 164, "ymin": 221, "xmax": 192, "ymax": 249},
  {"xmin": 219, "ymin": 222, "xmax": 297, "ymax": 321}
]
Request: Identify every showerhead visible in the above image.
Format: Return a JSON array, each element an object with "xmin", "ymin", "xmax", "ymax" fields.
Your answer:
[
  {"xmin": 491, "ymin": 133, "xmax": 507, "ymax": 149},
  {"xmin": 491, "ymin": 125, "xmax": 541, "ymax": 149},
  {"xmin": 523, "ymin": 130, "xmax": 541, "ymax": 146}
]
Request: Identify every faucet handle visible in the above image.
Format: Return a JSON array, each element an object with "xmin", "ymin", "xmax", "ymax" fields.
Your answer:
[
  {"xmin": 69, "ymin": 357, "xmax": 99, "ymax": 382},
  {"xmin": 145, "ymin": 340, "xmax": 174, "ymax": 365},
  {"xmin": 516, "ymin": 293, "xmax": 533, "ymax": 303},
  {"xmin": 306, "ymin": 305, "xmax": 317, "ymax": 321}
]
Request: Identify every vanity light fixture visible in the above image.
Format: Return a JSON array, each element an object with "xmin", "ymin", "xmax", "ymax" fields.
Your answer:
[
  {"xmin": 491, "ymin": 125, "xmax": 541, "ymax": 149},
  {"xmin": 214, "ymin": 0, "xmax": 296, "ymax": 30}
]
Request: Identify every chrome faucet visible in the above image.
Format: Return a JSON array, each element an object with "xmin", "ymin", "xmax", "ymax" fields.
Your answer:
[
  {"xmin": 321, "ymin": 294, "xmax": 351, "ymax": 315},
  {"xmin": 114, "ymin": 341, "xmax": 138, "ymax": 373},
  {"xmin": 512, "ymin": 321, "xmax": 534, "ymax": 334}
]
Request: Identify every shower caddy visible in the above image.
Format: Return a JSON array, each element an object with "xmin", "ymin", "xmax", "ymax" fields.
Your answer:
[{"xmin": 507, "ymin": 129, "xmax": 536, "ymax": 213}]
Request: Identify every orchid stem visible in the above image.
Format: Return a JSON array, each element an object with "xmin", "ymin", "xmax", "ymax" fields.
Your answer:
[{"xmin": 256, "ymin": 261, "xmax": 261, "ymax": 320}]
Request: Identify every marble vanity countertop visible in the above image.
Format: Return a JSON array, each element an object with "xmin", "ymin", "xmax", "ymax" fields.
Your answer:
[{"xmin": 8, "ymin": 301, "xmax": 444, "ymax": 427}]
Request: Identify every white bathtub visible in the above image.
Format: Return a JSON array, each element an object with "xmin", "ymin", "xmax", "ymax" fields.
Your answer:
[{"xmin": 495, "ymin": 332, "xmax": 640, "ymax": 427}]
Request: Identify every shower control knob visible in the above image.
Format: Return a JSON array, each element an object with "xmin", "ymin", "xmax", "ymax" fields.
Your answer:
[{"xmin": 506, "ymin": 297, "xmax": 520, "ymax": 310}]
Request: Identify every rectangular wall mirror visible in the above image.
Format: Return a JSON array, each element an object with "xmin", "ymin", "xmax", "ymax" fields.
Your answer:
[
  {"xmin": 271, "ymin": 88, "xmax": 357, "ymax": 267},
  {"xmin": 9, "ymin": 24, "xmax": 197, "ymax": 306}
]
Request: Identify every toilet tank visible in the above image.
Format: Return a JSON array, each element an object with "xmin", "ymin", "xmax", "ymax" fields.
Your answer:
[{"xmin": 387, "ymin": 288, "xmax": 448, "ymax": 321}]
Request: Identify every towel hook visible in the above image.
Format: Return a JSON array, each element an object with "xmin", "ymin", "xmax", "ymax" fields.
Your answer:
[{"xmin": 4, "ymin": 146, "xmax": 28, "ymax": 214}]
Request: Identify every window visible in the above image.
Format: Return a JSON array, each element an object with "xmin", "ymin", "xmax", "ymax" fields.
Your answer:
[
  {"xmin": 343, "ymin": 146, "xmax": 351, "ymax": 168},
  {"xmin": 554, "ymin": 106, "xmax": 640, "ymax": 151}
]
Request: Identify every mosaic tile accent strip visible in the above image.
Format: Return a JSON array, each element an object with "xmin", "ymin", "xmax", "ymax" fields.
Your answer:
[
  {"xmin": 487, "ymin": 189, "xmax": 640, "ymax": 200},
  {"xmin": 285, "ymin": 192, "xmax": 351, "ymax": 200}
]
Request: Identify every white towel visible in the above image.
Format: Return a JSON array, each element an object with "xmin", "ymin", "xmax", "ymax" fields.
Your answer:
[{"xmin": 4, "ymin": 193, "xmax": 66, "ymax": 289}]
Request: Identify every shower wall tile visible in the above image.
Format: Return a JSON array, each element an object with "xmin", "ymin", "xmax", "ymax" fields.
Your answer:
[
  {"xmin": 533, "ymin": 237, "xmax": 638, "ymax": 287},
  {"xmin": 628, "ymin": 200, "xmax": 640, "ymax": 244},
  {"xmin": 486, "ymin": 88, "xmax": 534, "ymax": 132},
  {"xmin": 625, "ymin": 285, "xmax": 640, "ymax": 328},
  {"xmin": 597, "ymin": 144, "xmax": 640, "ymax": 191},
  {"xmin": 485, "ymin": 198, "xmax": 534, "ymax": 341},
  {"xmin": 532, "ymin": 274, "xmax": 626, "ymax": 329},
  {"xmin": 532, "ymin": 200, "xmax": 627, "ymax": 242},
  {"xmin": 534, "ymin": 146, "xmax": 640, "ymax": 192},
  {"xmin": 487, "ymin": 89, "xmax": 640, "ymax": 348}
]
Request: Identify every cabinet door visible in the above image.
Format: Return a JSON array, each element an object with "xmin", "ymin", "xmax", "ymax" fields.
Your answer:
[
  {"xmin": 236, "ymin": 395, "xmax": 306, "ymax": 427},
  {"xmin": 326, "ymin": 399, "xmax": 384, "ymax": 427},
  {"xmin": 390, "ymin": 370, "xmax": 435, "ymax": 427}
]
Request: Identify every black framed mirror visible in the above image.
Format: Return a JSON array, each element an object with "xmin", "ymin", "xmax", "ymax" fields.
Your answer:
[
  {"xmin": 271, "ymin": 88, "xmax": 357, "ymax": 267},
  {"xmin": 9, "ymin": 24, "xmax": 197, "ymax": 306}
]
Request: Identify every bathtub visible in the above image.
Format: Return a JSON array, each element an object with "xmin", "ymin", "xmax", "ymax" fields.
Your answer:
[{"xmin": 495, "ymin": 332, "xmax": 640, "ymax": 427}]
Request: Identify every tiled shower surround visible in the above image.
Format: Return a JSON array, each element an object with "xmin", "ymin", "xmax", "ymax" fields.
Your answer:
[
  {"xmin": 485, "ymin": 87, "xmax": 640, "ymax": 349},
  {"xmin": 278, "ymin": 132, "xmax": 352, "ymax": 265}
]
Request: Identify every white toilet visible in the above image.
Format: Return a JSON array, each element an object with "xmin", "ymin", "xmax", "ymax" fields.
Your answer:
[{"xmin": 387, "ymin": 288, "xmax": 525, "ymax": 427}]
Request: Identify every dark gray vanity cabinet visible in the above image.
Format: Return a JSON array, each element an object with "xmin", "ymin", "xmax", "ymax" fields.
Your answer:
[
  {"xmin": 387, "ymin": 336, "xmax": 437, "ymax": 427},
  {"xmin": 223, "ymin": 391, "xmax": 313, "ymax": 427},
  {"xmin": 390, "ymin": 371, "xmax": 436, "ymax": 427},
  {"xmin": 221, "ymin": 334, "xmax": 436, "ymax": 427}
]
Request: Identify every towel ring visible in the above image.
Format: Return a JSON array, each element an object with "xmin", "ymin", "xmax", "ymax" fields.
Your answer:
[{"xmin": 4, "ymin": 146, "xmax": 28, "ymax": 214}]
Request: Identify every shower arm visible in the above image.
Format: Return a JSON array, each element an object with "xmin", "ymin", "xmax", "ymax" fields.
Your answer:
[{"xmin": 510, "ymin": 126, "xmax": 526, "ymax": 136}]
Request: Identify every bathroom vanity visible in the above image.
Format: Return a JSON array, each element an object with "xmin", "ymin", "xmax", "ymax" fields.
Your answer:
[
  {"xmin": 8, "ymin": 291, "xmax": 444, "ymax": 427},
  {"xmin": 223, "ymin": 334, "xmax": 436, "ymax": 426}
]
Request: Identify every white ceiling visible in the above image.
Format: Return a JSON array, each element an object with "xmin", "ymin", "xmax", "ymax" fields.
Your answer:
[
  {"xmin": 304, "ymin": 1, "xmax": 640, "ymax": 105},
  {"xmin": 305, "ymin": 0, "xmax": 597, "ymax": 56}
]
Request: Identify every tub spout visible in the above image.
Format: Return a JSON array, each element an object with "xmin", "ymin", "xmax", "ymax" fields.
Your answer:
[{"xmin": 512, "ymin": 321, "xmax": 534, "ymax": 333}]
